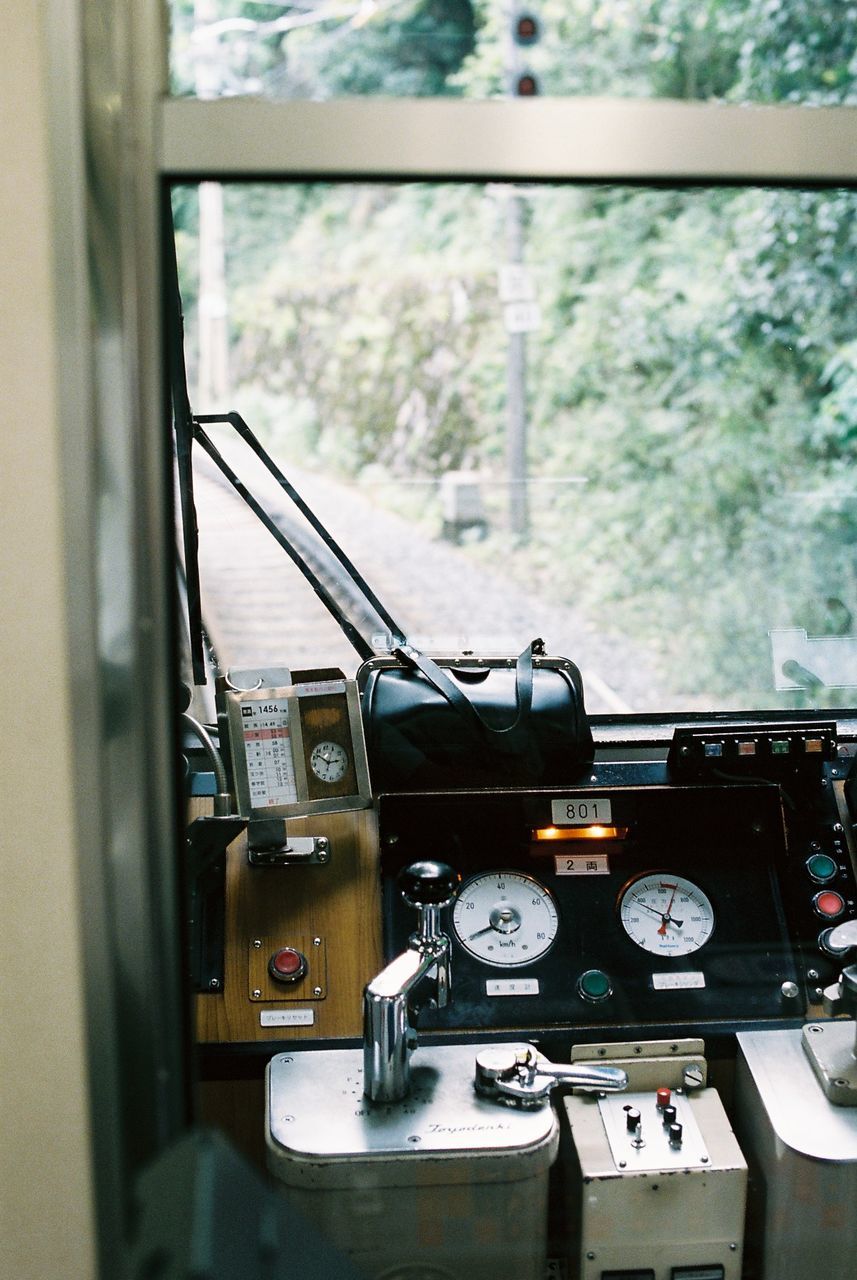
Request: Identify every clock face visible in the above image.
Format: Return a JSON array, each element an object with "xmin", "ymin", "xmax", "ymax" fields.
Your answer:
[{"xmin": 309, "ymin": 740, "xmax": 349, "ymax": 783}]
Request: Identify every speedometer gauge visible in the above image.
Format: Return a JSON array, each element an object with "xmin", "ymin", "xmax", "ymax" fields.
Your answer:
[
  {"xmin": 618, "ymin": 873, "xmax": 715, "ymax": 957},
  {"xmin": 452, "ymin": 871, "xmax": 558, "ymax": 967}
]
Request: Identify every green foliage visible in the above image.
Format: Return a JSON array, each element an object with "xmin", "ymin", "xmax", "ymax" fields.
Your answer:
[
  {"xmin": 455, "ymin": 0, "xmax": 857, "ymax": 103},
  {"xmin": 170, "ymin": 0, "xmax": 476, "ymax": 98},
  {"xmin": 283, "ymin": 0, "xmax": 477, "ymax": 97},
  {"xmin": 733, "ymin": 0, "xmax": 857, "ymax": 104},
  {"xmin": 230, "ymin": 184, "xmax": 504, "ymax": 475}
]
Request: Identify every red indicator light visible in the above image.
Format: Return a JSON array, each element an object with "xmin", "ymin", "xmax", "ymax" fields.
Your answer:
[
  {"xmin": 269, "ymin": 947, "xmax": 307, "ymax": 982},
  {"xmin": 813, "ymin": 891, "xmax": 845, "ymax": 920},
  {"xmin": 516, "ymin": 73, "xmax": 539, "ymax": 96}
]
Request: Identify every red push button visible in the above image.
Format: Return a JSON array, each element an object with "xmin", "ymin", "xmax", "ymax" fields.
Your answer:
[
  {"xmin": 269, "ymin": 947, "xmax": 307, "ymax": 983},
  {"xmin": 813, "ymin": 890, "xmax": 845, "ymax": 920},
  {"xmin": 656, "ymin": 1087, "xmax": 672, "ymax": 1109}
]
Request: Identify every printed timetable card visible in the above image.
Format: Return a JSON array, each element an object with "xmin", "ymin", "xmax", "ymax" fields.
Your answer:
[{"xmin": 239, "ymin": 697, "xmax": 299, "ymax": 808}]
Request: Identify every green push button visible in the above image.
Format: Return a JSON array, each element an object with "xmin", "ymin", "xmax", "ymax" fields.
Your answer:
[
  {"xmin": 806, "ymin": 853, "xmax": 837, "ymax": 883},
  {"xmin": 578, "ymin": 968, "xmax": 612, "ymax": 1003}
]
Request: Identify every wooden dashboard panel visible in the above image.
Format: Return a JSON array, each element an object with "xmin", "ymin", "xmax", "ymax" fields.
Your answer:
[{"xmin": 195, "ymin": 806, "xmax": 382, "ymax": 1043}]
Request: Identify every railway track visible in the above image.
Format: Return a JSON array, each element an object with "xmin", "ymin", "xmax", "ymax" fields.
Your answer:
[{"xmin": 190, "ymin": 434, "xmax": 645, "ymax": 714}]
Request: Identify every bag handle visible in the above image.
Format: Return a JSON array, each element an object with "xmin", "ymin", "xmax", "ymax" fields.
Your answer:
[{"xmin": 393, "ymin": 639, "xmax": 544, "ymax": 739}]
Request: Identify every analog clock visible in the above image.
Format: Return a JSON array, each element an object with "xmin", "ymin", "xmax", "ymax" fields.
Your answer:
[{"xmin": 309, "ymin": 740, "xmax": 349, "ymax": 783}]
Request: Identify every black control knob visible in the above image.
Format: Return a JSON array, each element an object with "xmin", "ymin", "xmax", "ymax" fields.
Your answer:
[
  {"xmin": 626, "ymin": 1107, "xmax": 642, "ymax": 1133},
  {"xmin": 662, "ymin": 1104, "xmax": 677, "ymax": 1126},
  {"xmin": 399, "ymin": 861, "xmax": 460, "ymax": 908},
  {"xmin": 668, "ymin": 1122, "xmax": 683, "ymax": 1146}
]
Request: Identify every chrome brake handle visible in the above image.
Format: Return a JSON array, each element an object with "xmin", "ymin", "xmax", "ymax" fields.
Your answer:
[{"xmin": 474, "ymin": 1044, "xmax": 628, "ymax": 1109}]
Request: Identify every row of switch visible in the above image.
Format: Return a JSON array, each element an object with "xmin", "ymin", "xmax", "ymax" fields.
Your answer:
[{"xmin": 806, "ymin": 844, "xmax": 855, "ymax": 958}]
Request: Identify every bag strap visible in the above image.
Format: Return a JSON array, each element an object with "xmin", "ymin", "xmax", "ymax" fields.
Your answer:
[{"xmin": 394, "ymin": 639, "xmax": 543, "ymax": 739}]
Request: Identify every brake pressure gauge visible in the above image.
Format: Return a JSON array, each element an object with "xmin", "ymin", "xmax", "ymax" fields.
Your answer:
[
  {"xmin": 452, "ymin": 870, "xmax": 559, "ymax": 967},
  {"xmin": 618, "ymin": 872, "xmax": 715, "ymax": 957}
]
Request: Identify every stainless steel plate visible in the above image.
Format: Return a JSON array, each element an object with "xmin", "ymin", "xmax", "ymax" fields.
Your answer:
[
  {"xmin": 267, "ymin": 1043, "xmax": 557, "ymax": 1159},
  {"xmin": 738, "ymin": 1028, "xmax": 857, "ymax": 1161},
  {"xmin": 598, "ymin": 1090, "xmax": 710, "ymax": 1172}
]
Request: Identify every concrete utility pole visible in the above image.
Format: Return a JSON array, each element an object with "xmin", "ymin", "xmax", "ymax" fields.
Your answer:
[
  {"xmin": 504, "ymin": 193, "xmax": 529, "ymax": 539},
  {"xmin": 194, "ymin": 0, "xmax": 231, "ymax": 411},
  {"xmin": 502, "ymin": 0, "xmax": 531, "ymax": 541}
]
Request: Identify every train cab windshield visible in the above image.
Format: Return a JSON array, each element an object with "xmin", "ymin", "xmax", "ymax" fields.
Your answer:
[{"xmin": 176, "ymin": 178, "xmax": 857, "ymax": 716}]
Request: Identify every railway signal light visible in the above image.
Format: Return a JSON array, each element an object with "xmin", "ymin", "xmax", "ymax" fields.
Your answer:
[
  {"xmin": 514, "ymin": 13, "xmax": 539, "ymax": 46},
  {"xmin": 511, "ymin": 10, "xmax": 540, "ymax": 94},
  {"xmin": 515, "ymin": 72, "xmax": 539, "ymax": 96}
]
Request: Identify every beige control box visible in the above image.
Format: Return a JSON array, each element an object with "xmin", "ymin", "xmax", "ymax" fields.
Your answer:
[{"xmin": 563, "ymin": 1085, "xmax": 747, "ymax": 1280}]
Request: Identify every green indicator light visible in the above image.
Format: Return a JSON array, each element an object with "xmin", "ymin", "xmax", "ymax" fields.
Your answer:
[
  {"xmin": 771, "ymin": 739, "xmax": 790, "ymax": 755},
  {"xmin": 578, "ymin": 969, "xmax": 612, "ymax": 1002},
  {"xmin": 807, "ymin": 854, "xmax": 837, "ymax": 883}
]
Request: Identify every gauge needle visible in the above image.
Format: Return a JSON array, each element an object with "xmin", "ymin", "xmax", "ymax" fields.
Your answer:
[
  {"xmin": 658, "ymin": 883, "xmax": 679, "ymax": 935},
  {"xmin": 467, "ymin": 924, "xmax": 496, "ymax": 940},
  {"xmin": 630, "ymin": 895, "xmax": 684, "ymax": 930}
]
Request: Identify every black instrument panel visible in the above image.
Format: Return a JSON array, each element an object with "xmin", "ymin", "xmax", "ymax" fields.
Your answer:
[{"xmin": 380, "ymin": 778, "xmax": 807, "ymax": 1041}]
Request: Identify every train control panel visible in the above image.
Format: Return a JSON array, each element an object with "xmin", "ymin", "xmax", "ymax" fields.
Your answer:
[{"xmin": 187, "ymin": 716, "xmax": 857, "ymax": 1280}]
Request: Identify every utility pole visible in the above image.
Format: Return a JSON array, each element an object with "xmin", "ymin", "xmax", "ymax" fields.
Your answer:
[
  {"xmin": 504, "ymin": 193, "xmax": 529, "ymax": 540},
  {"xmin": 194, "ymin": 0, "xmax": 231, "ymax": 412},
  {"xmin": 501, "ymin": 4, "xmax": 540, "ymax": 541}
]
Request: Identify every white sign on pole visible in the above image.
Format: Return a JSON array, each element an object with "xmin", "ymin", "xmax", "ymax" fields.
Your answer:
[
  {"xmin": 498, "ymin": 264, "xmax": 535, "ymax": 302},
  {"xmin": 504, "ymin": 300, "xmax": 542, "ymax": 333}
]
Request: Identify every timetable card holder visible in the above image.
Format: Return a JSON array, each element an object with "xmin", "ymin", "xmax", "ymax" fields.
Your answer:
[{"xmin": 218, "ymin": 670, "xmax": 371, "ymax": 822}]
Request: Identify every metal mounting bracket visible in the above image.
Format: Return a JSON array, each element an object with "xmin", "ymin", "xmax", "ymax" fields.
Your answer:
[{"xmin": 247, "ymin": 817, "xmax": 330, "ymax": 867}]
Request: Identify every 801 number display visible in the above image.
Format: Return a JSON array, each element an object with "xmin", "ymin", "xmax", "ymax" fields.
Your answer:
[{"xmin": 550, "ymin": 797, "xmax": 612, "ymax": 826}]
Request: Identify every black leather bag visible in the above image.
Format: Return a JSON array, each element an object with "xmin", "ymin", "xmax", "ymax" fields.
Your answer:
[{"xmin": 358, "ymin": 639, "xmax": 594, "ymax": 792}]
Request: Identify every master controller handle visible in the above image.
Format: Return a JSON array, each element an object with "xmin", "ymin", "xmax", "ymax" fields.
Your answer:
[
  {"xmin": 363, "ymin": 860, "xmax": 459, "ymax": 1103},
  {"xmin": 401, "ymin": 860, "xmax": 459, "ymax": 989},
  {"xmin": 399, "ymin": 859, "xmax": 460, "ymax": 905}
]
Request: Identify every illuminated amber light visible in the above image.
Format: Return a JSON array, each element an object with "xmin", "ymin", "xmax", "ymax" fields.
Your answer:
[{"xmin": 532, "ymin": 825, "xmax": 627, "ymax": 842}]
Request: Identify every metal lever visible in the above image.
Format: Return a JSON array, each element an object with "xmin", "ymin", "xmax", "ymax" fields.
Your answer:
[
  {"xmin": 475, "ymin": 1044, "xmax": 629, "ymax": 1109},
  {"xmin": 363, "ymin": 860, "xmax": 459, "ymax": 1102}
]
